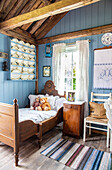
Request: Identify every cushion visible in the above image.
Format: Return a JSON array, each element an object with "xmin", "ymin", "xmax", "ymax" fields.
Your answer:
[{"xmin": 89, "ymin": 102, "xmax": 107, "ymax": 119}]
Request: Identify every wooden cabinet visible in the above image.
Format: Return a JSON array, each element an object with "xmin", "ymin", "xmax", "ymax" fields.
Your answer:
[{"xmin": 63, "ymin": 102, "xmax": 85, "ymax": 138}]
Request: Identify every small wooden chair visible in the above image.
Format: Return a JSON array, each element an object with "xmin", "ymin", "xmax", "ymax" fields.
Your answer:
[{"xmin": 83, "ymin": 92, "xmax": 111, "ymax": 147}]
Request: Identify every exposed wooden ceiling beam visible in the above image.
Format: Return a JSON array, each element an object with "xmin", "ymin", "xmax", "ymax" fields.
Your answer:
[
  {"xmin": 2, "ymin": 0, "xmax": 12, "ymax": 12},
  {"xmin": 35, "ymin": 12, "xmax": 67, "ymax": 39},
  {"xmin": 0, "ymin": 0, "xmax": 6, "ymax": 12},
  {"xmin": 29, "ymin": 18, "xmax": 47, "ymax": 34},
  {"xmin": 0, "ymin": 0, "xmax": 12, "ymax": 19},
  {"xmin": 23, "ymin": 0, "xmax": 56, "ymax": 32},
  {"xmin": 21, "ymin": 0, "xmax": 58, "ymax": 31},
  {"xmin": 0, "ymin": 28, "xmax": 36, "ymax": 44},
  {"xmin": 5, "ymin": 0, "xmax": 27, "ymax": 20},
  {"xmin": 34, "ymin": 16, "xmax": 53, "ymax": 36},
  {"xmin": 19, "ymin": 0, "xmax": 37, "ymax": 15},
  {"xmin": 41, "ymin": 0, "xmax": 50, "ymax": 5},
  {"xmin": 2, "ymin": 0, "xmax": 18, "ymax": 19},
  {"xmin": 5, "ymin": 0, "xmax": 30, "ymax": 20},
  {"xmin": 0, "ymin": 0, "xmax": 100, "ymax": 31},
  {"xmin": 14, "ymin": 28, "xmax": 36, "ymax": 40},
  {"xmin": 36, "ymin": 24, "xmax": 112, "ymax": 44},
  {"xmin": 21, "ymin": 2, "xmax": 44, "ymax": 31},
  {"xmin": 30, "ymin": 0, "xmax": 63, "ymax": 34}
]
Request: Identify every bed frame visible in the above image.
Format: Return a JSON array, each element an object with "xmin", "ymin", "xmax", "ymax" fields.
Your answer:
[{"xmin": 0, "ymin": 80, "xmax": 64, "ymax": 166}]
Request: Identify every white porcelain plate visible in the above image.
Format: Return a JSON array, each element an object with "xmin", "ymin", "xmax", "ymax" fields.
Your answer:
[{"xmin": 101, "ymin": 33, "xmax": 112, "ymax": 45}]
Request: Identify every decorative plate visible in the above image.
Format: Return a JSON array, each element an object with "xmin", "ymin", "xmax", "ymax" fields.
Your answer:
[
  {"xmin": 26, "ymin": 43, "xmax": 30, "ymax": 47},
  {"xmin": 23, "ymin": 67, "xmax": 29, "ymax": 73},
  {"xmin": 30, "ymin": 44, "xmax": 35, "ymax": 48},
  {"xmin": 12, "ymin": 38, "xmax": 18, "ymax": 43},
  {"xmin": 11, "ymin": 74, "xmax": 20, "ymax": 80},
  {"xmin": 28, "ymin": 74, "xmax": 34, "ymax": 80},
  {"xmin": 19, "ymin": 41, "xmax": 25, "ymax": 45},
  {"xmin": 21, "ymin": 74, "xmax": 29, "ymax": 80},
  {"xmin": 101, "ymin": 33, "xmax": 112, "ymax": 45}
]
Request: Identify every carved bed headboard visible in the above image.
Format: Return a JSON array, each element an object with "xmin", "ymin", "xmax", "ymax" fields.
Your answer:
[{"xmin": 41, "ymin": 80, "xmax": 65, "ymax": 98}]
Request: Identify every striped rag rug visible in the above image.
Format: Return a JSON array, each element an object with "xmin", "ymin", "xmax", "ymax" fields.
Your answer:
[{"xmin": 41, "ymin": 138, "xmax": 112, "ymax": 170}]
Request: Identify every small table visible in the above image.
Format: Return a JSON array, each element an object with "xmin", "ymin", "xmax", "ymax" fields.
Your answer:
[{"xmin": 63, "ymin": 101, "xmax": 85, "ymax": 138}]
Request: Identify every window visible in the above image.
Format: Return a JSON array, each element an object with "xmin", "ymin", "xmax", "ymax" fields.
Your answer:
[
  {"xmin": 64, "ymin": 50, "xmax": 78, "ymax": 92},
  {"xmin": 52, "ymin": 43, "xmax": 78, "ymax": 95},
  {"xmin": 53, "ymin": 40, "xmax": 89, "ymax": 115}
]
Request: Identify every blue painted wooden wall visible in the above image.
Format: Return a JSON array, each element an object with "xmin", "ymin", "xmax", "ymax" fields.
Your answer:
[
  {"xmin": 38, "ymin": 0, "xmax": 112, "ymax": 100},
  {"xmin": 0, "ymin": 34, "xmax": 35, "ymax": 108}
]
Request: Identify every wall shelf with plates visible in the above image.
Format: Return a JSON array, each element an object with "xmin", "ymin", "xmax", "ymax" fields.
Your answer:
[{"xmin": 9, "ymin": 38, "xmax": 36, "ymax": 81}]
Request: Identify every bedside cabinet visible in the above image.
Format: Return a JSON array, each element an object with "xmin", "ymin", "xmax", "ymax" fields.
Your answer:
[{"xmin": 63, "ymin": 101, "xmax": 85, "ymax": 138}]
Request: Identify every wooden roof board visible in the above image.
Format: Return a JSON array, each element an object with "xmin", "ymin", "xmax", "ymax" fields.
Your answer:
[{"xmin": 0, "ymin": 0, "xmax": 100, "ymax": 44}]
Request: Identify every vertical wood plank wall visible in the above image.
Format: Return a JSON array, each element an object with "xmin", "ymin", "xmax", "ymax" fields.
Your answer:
[
  {"xmin": 0, "ymin": 34, "xmax": 35, "ymax": 107},
  {"xmin": 35, "ymin": 45, "xmax": 38, "ymax": 94},
  {"xmin": 38, "ymin": 0, "xmax": 112, "ymax": 100}
]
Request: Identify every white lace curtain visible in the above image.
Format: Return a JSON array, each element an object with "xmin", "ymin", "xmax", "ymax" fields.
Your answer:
[
  {"xmin": 76, "ymin": 40, "xmax": 89, "ymax": 117},
  {"xmin": 52, "ymin": 40, "xmax": 89, "ymax": 117},
  {"xmin": 52, "ymin": 43, "xmax": 66, "ymax": 95}
]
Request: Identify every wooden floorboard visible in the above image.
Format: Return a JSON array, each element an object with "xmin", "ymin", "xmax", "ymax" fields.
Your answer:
[{"xmin": 0, "ymin": 124, "xmax": 110, "ymax": 170}]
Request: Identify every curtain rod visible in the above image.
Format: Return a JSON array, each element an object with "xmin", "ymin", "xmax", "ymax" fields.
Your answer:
[
  {"xmin": 52, "ymin": 40, "xmax": 91, "ymax": 46},
  {"xmin": 66, "ymin": 40, "xmax": 91, "ymax": 45}
]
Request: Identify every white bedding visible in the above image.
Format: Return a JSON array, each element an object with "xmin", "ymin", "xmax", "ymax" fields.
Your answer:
[
  {"xmin": 19, "ymin": 108, "xmax": 57, "ymax": 124},
  {"xmin": 19, "ymin": 95, "xmax": 67, "ymax": 124}
]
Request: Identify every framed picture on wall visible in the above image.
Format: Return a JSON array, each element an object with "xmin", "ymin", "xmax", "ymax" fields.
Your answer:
[
  {"xmin": 43, "ymin": 66, "xmax": 51, "ymax": 77},
  {"xmin": 45, "ymin": 43, "xmax": 52, "ymax": 58}
]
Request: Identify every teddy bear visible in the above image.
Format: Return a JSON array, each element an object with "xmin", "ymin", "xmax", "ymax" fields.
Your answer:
[
  {"xmin": 40, "ymin": 97, "xmax": 51, "ymax": 111},
  {"xmin": 30, "ymin": 97, "xmax": 42, "ymax": 111}
]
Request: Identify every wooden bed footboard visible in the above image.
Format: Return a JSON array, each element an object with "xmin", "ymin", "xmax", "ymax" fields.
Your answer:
[
  {"xmin": 19, "ymin": 120, "xmax": 37, "ymax": 142},
  {"xmin": 0, "ymin": 99, "xmax": 63, "ymax": 166},
  {"xmin": 0, "ymin": 99, "xmax": 19, "ymax": 166}
]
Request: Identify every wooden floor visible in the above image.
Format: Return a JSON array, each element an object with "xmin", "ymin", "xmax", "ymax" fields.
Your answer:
[{"xmin": 0, "ymin": 124, "xmax": 111, "ymax": 170}]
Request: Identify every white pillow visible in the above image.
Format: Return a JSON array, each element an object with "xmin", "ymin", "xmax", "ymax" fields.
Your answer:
[
  {"xmin": 28, "ymin": 94, "xmax": 60, "ymax": 110},
  {"xmin": 54, "ymin": 96, "xmax": 60, "ymax": 106},
  {"xmin": 47, "ymin": 95, "xmax": 60, "ymax": 110},
  {"xmin": 55, "ymin": 97, "xmax": 67, "ymax": 111},
  {"xmin": 47, "ymin": 96, "xmax": 56, "ymax": 110},
  {"xmin": 45, "ymin": 94, "xmax": 49, "ymax": 97},
  {"xmin": 28, "ymin": 94, "xmax": 45, "ymax": 106}
]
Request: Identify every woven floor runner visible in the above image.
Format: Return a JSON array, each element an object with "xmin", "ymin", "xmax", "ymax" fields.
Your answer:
[{"xmin": 41, "ymin": 138, "xmax": 112, "ymax": 170}]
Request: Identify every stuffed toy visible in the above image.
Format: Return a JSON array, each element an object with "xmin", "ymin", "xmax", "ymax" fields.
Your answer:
[
  {"xmin": 40, "ymin": 97, "xmax": 51, "ymax": 111},
  {"xmin": 30, "ymin": 97, "xmax": 42, "ymax": 111}
]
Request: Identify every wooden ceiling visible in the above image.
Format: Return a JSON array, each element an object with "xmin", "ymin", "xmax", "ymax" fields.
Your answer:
[
  {"xmin": 0, "ymin": 0, "xmax": 65, "ymax": 44},
  {"xmin": 0, "ymin": 0, "xmax": 100, "ymax": 45}
]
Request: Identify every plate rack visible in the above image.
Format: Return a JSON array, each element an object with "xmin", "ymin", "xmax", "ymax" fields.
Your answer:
[{"xmin": 10, "ymin": 38, "xmax": 36, "ymax": 81}]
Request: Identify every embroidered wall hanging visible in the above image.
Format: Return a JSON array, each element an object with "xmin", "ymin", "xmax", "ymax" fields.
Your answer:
[{"xmin": 93, "ymin": 47, "xmax": 112, "ymax": 89}]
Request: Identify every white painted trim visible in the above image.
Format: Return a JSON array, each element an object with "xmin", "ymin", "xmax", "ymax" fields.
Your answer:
[
  {"xmin": 86, "ymin": 126, "xmax": 107, "ymax": 131},
  {"xmin": 86, "ymin": 120, "xmax": 107, "ymax": 126},
  {"xmin": 92, "ymin": 98, "xmax": 108, "ymax": 102},
  {"xmin": 93, "ymin": 93, "xmax": 111, "ymax": 97}
]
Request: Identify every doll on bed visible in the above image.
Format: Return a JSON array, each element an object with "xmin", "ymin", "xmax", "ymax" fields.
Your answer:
[{"xmin": 30, "ymin": 97, "xmax": 42, "ymax": 111}]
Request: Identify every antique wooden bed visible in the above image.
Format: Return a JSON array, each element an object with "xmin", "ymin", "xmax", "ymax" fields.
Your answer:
[{"xmin": 0, "ymin": 80, "xmax": 65, "ymax": 166}]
